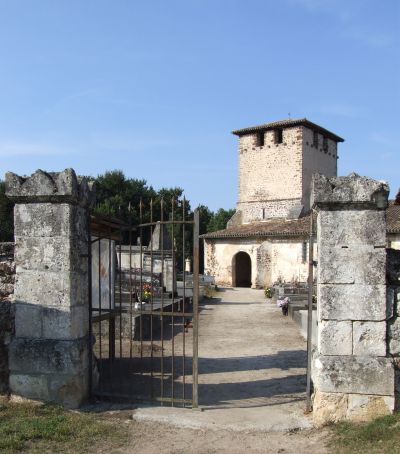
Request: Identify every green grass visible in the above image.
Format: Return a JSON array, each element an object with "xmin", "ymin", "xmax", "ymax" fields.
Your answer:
[
  {"xmin": 0, "ymin": 401, "xmax": 128, "ymax": 453},
  {"xmin": 329, "ymin": 412, "xmax": 400, "ymax": 453}
]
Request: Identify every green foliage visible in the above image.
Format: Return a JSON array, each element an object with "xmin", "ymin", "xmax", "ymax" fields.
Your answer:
[
  {"xmin": 330, "ymin": 412, "xmax": 400, "ymax": 453},
  {"xmin": 0, "ymin": 401, "xmax": 127, "ymax": 453},
  {"xmin": 207, "ymin": 208, "xmax": 235, "ymax": 232},
  {"xmin": 0, "ymin": 180, "xmax": 14, "ymax": 242},
  {"xmin": 93, "ymin": 170, "xmax": 156, "ymax": 225},
  {"xmin": 0, "ymin": 169, "xmax": 235, "ymax": 275}
]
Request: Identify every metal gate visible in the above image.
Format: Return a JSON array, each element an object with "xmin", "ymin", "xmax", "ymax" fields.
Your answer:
[{"xmin": 88, "ymin": 199, "xmax": 199, "ymax": 408}]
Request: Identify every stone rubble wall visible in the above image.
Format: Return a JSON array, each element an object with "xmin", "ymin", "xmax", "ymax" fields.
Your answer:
[
  {"xmin": 237, "ymin": 126, "xmax": 338, "ymax": 222},
  {"xmin": 312, "ymin": 173, "xmax": 395, "ymax": 425},
  {"xmin": 204, "ymin": 236, "xmax": 311, "ymax": 288},
  {"xmin": 0, "ymin": 242, "xmax": 15, "ymax": 393}
]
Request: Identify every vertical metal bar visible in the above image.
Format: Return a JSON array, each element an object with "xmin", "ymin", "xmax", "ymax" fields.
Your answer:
[
  {"xmin": 306, "ymin": 211, "xmax": 315, "ymax": 413},
  {"xmin": 182, "ymin": 198, "xmax": 186, "ymax": 406},
  {"xmin": 192, "ymin": 209, "xmax": 200, "ymax": 409},
  {"xmin": 119, "ymin": 227, "xmax": 123, "ymax": 358},
  {"xmin": 108, "ymin": 230, "xmax": 115, "ymax": 362},
  {"xmin": 98, "ymin": 236, "xmax": 102, "ymax": 392},
  {"xmin": 171, "ymin": 197, "xmax": 175, "ymax": 406},
  {"xmin": 129, "ymin": 204, "xmax": 133, "ymax": 359},
  {"xmin": 139, "ymin": 199, "xmax": 143, "ymax": 360},
  {"xmin": 150, "ymin": 198, "xmax": 154, "ymax": 399},
  {"xmin": 88, "ymin": 214, "xmax": 93, "ymax": 397},
  {"xmin": 160, "ymin": 197, "xmax": 165, "ymax": 405}
]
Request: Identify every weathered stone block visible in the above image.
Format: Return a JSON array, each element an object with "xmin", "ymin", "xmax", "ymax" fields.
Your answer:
[
  {"xmin": 318, "ymin": 284, "xmax": 386, "ymax": 321},
  {"xmin": 14, "ymin": 270, "xmax": 87, "ymax": 308},
  {"xmin": 15, "ymin": 236, "xmax": 88, "ymax": 273},
  {"xmin": 14, "ymin": 204, "xmax": 88, "ymax": 240},
  {"xmin": 313, "ymin": 390, "xmax": 348, "ymax": 426},
  {"xmin": 314, "ymin": 355, "xmax": 394, "ymax": 395},
  {"xmin": 311, "ymin": 173, "xmax": 389, "ymax": 209},
  {"xmin": 318, "ymin": 246, "xmax": 386, "ymax": 285},
  {"xmin": 353, "ymin": 321, "xmax": 386, "ymax": 356},
  {"xmin": 48, "ymin": 372, "xmax": 89, "ymax": 408},
  {"xmin": 388, "ymin": 317, "xmax": 400, "ymax": 356},
  {"xmin": 14, "ymin": 303, "xmax": 43, "ymax": 338},
  {"xmin": 318, "ymin": 320, "xmax": 352, "ymax": 355},
  {"xmin": 318, "ymin": 210, "xmax": 386, "ymax": 247},
  {"xmin": 9, "ymin": 337, "xmax": 89, "ymax": 375},
  {"xmin": 42, "ymin": 306, "xmax": 88, "ymax": 340},
  {"xmin": 347, "ymin": 394, "xmax": 394, "ymax": 422},
  {"xmin": 10, "ymin": 374, "xmax": 49, "ymax": 400}
]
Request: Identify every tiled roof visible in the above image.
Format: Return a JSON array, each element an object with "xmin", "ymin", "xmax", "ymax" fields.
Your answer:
[
  {"xmin": 387, "ymin": 202, "xmax": 400, "ymax": 233},
  {"xmin": 201, "ymin": 215, "xmax": 312, "ymax": 239},
  {"xmin": 202, "ymin": 203, "xmax": 400, "ymax": 239},
  {"xmin": 232, "ymin": 118, "xmax": 345, "ymax": 142}
]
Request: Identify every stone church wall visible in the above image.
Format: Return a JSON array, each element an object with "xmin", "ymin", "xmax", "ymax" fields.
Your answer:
[
  {"xmin": 237, "ymin": 127, "xmax": 303, "ymax": 222},
  {"xmin": 302, "ymin": 127, "xmax": 337, "ymax": 212},
  {"xmin": 204, "ymin": 237, "xmax": 310, "ymax": 288}
]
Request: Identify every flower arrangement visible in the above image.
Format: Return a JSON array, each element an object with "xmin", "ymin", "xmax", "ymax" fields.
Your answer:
[
  {"xmin": 264, "ymin": 287, "xmax": 273, "ymax": 299},
  {"xmin": 143, "ymin": 283, "xmax": 152, "ymax": 301}
]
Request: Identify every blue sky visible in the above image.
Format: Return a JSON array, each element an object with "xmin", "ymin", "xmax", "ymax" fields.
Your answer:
[{"xmin": 0, "ymin": 0, "xmax": 398, "ymax": 210}]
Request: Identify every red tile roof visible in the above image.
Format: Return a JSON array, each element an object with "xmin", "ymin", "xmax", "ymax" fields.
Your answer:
[
  {"xmin": 202, "ymin": 203, "xmax": 400, "ymax": 239},
  {"xmin": 232, "ymin": 118, "xmax": 344, "ymax": 142}
]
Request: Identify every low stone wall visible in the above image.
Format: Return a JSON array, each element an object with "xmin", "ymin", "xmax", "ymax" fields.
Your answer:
[{"xmin": 0, "ymin": 242, "xmax": 15, "ymax": 393}]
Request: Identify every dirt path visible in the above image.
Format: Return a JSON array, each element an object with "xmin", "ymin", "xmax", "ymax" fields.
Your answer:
[
  {"xmin": 133, "ymin": 287, "xmax": 312, "ymax": 432},
  {"xmin": 89, "ymin": 288, "xmax": 329, "ymax": 453}
]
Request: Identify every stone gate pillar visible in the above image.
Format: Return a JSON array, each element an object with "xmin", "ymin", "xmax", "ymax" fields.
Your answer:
[
  {"xmin": 5, "ymin": 169, "xmax": 94, "ymax": 408},
  {"xmin": 311, "ymin": 173, "xmax": 394, "ymax": 425}
]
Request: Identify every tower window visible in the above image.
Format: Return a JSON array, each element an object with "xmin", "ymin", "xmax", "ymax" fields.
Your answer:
[
  {"xmin": 262, "ymin": 208, "xmax": 266, "ymax": 219},
  {"xmin": 274, "ymin": 129, "xmax": 283, "ymax": 144},
  {"xmin": 313, "ymin": 131, "xmax": 318, "ymax": 148},
  {"xmin": 255, "ymin": 132, "xmax": 265, "ymax": 147},
  {"xmin": 302, "ymin": 242, "xmax": 307, "ymax": 264},
  {"xmin": 323, "ymin": 136, "xmax": 328, "ymax": 151}
]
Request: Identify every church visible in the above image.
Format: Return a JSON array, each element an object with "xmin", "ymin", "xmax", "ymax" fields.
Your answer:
[{"xmin": 202, "ymin": 118, "xmax": 400, "ymax": 288}]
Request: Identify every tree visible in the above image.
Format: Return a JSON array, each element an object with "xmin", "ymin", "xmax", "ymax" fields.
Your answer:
[
  {"xmin": 0, "ymin": 180, "xmax": 14, "ymax": 242},
  {"xmin": 207, "ymin": 208, "xmax": 235, "ymax": 232}
]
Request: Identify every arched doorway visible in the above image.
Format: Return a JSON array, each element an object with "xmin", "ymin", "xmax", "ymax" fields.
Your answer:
[{"xmin": 232, "ymin": 251, "xmax": 252, "ymax": 287}]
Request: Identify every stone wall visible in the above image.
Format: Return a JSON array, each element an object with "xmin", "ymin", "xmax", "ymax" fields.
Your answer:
[
  {"xmin": 0, "ymin": 242, "xmax": 15, "ymax": 393},
  {"xmin": 204, "ymin": 236, "xmax": 311, "ymax": 288},
  {"xmin": 237, "ymin": 127, "xmax": 303, "ymax": 222},
  {"xmin": 6, "ymin": 169, "xmax": 94, "ymax": 408},
  {"xmin": 311, "ymin": 173, "xmax": 395, "ymax": 425},
  {"xmin": 236, "ymin": 125, "xmax": 338, "ymax": 223},
  {"xmin": 302, "ymin": 127, "xmax": 337, "ymax": 211}
]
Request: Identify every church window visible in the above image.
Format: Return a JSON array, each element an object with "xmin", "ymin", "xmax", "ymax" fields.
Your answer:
[
  {"xmin": 313, "ymin": 131, "xmax": 318, "ymax": 148},
  {"xmin": 256, "ymin": 132, "xmax": 265, "ymax": 147},
  {"xmin": 262, "ymin": 208, "xmax": 266, "ymax": 219},
  {"xmin": 302, "ymin": 242, "xmax": 307, "ymax": 263},
  {"xmin": 274, "ymin": 129, "xmax": 283, "ymax": 144},
  {"xmin": 323, "ymin": 136, "xmax": 328, "ymax": 151}
]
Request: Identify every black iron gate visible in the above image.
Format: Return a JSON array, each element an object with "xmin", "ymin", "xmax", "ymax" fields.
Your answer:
[{"xmin": 88, "ymin": 199, "xmax": 199, "ymax": 408}]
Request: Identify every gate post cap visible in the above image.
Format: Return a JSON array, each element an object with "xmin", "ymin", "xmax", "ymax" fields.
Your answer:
[
  {"xmin": 311, "ymin": 173, "xmax": 389, "ymax": 210},
  {"xmin": 5, "ymin": 168, "xmax": 96, "ymax": 207}
]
